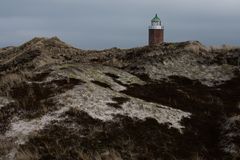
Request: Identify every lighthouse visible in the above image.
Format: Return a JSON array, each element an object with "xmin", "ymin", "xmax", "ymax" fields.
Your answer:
[{"xmin": 149, "ymin": 14, "xmax": 164, "ymax": 45}]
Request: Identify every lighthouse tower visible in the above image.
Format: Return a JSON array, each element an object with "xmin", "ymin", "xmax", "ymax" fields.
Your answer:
[{"xmin": 149, "ymin": 14, "xmax": 164, "ymax": 45}]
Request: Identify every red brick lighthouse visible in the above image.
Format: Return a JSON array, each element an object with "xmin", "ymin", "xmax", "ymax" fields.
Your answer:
[{"xmin": 149, "ymin": 14, "xmax": 164, "ymax": 45}]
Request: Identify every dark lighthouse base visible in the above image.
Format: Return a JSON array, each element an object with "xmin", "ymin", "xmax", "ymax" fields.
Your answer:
[{"xmin": 149, "ymin": 29, "xmax": 164, "ymax": 46}]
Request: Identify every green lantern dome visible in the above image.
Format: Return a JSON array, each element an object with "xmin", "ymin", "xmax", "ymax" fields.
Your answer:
[{"xmin": 151, "ymin": 14, "xmax": 161, "ymax": 22}]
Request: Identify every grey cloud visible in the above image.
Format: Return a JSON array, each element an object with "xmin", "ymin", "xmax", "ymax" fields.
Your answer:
[{"xmin": 0, "ymin": 0, "xmax": 239, "ymax": 49}]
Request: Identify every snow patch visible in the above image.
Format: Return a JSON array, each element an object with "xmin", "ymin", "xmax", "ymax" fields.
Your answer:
[
  {"xmin": 55, "ymin": 83, "xmax": 191, "ymax": 131},
  {"xmin": 5, "ymin": 106, "xmax": 69, "ymax": 145},
  {"xmin": 143, "ymin": 54, "xmax": 236, "ymax": 86},
  {"xmin": 221, "ymin": 115, "xmax": 240, "ymax": 156},
  {"xmin": 54, "ymin": 64, "xmax": 145, "ymax": 92}
]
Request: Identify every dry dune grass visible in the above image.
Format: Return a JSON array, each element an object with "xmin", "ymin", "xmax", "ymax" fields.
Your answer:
[
  {"xmin": 0, "ymin": 71, "xmax": 32, "ymax": 96},
  {"xmin": 0, "ymin": 138, "xmax": 14, "ymax": 155},
  {"xmin": 15, "ymin": 148, "xmax": 122, "ymax": 160},
  {"xmin": 209, "ymin": 44, "xmax": 240, "ymax": 50},
  {"xmin": 15, "ymin": 149, "xmax": 39, "ymax": 160},
  {"xmin": 72, "ymin": 149, "xmax": 123, "ymax": 160}
]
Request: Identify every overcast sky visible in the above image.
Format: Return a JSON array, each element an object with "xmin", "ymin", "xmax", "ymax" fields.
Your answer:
[{"xmin": 0, "ymin": 0, "xmax": 239, "ymax": 49}]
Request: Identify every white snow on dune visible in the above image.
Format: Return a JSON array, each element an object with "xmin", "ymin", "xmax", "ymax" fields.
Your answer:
[
  {"xmin": 221, "ymin": 115, "xmax": 240, "ymax": 156},
  {"xmin": 5, "ymin": 106, "xmax": 69, "ymax": 145},
  {"xmin": 56, "ymin": 83, "xmax": 191, "ymax": 131}
]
